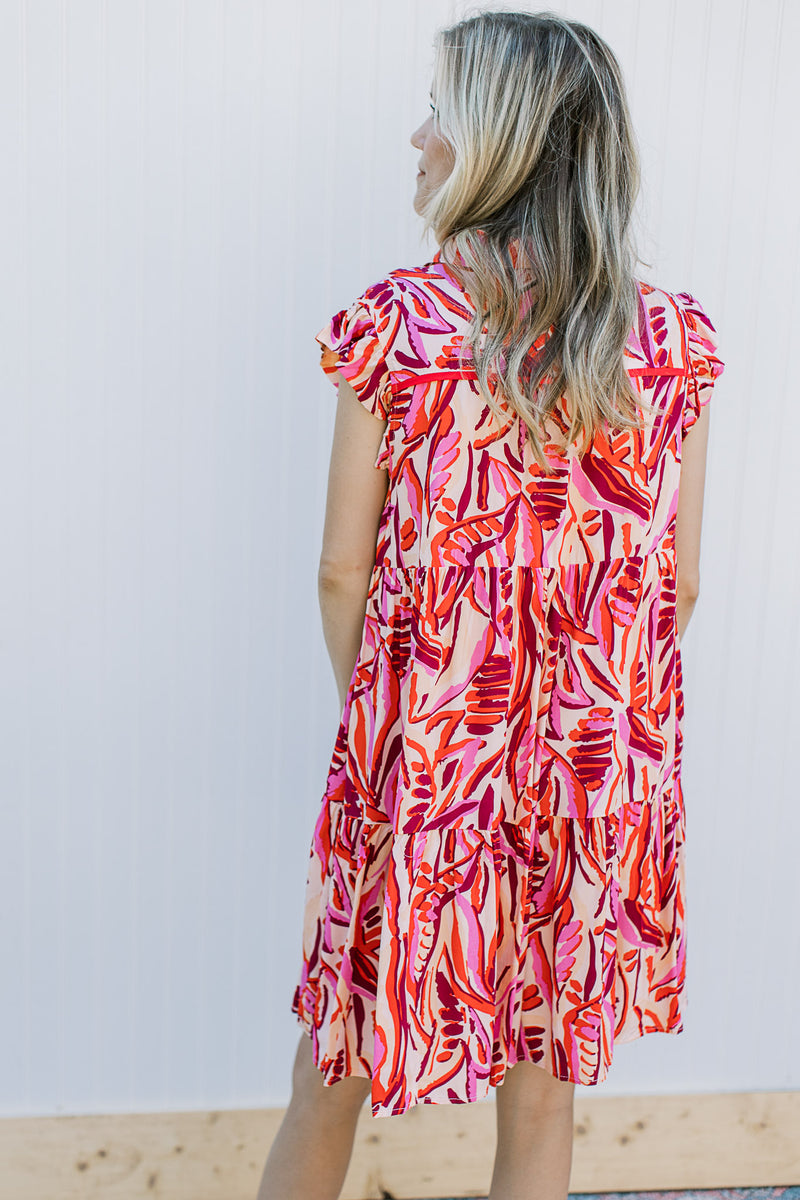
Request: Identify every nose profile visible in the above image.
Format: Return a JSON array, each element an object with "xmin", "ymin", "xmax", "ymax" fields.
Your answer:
[{"xmin": 410, "ymin": 114, "xmax": 432, "ymax": 151}]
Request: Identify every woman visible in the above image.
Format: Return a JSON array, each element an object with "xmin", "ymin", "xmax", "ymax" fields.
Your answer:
[{"xmin": 259, "ymin": 10, "xmax": 724, "ymax": 1200}]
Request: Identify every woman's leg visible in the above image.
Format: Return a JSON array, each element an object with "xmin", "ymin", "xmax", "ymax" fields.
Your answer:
[
  {"xmin": 489, "ymin": 1060, "xmax": 576, "ymax": 1200},
  {"xmin": 255, "ymin": 1031, "xmax": 372, "ymax": 1200}
]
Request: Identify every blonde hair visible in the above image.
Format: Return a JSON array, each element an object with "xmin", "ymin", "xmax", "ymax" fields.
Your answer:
[{"xmin": 423, "ymin": 10, "xmax": 658, "ymax": 474}]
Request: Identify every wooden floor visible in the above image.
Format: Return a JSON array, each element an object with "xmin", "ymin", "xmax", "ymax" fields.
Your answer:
[{"xmin": 1, "ymin": 1091, "xmax": 799, "ymax": 1199}]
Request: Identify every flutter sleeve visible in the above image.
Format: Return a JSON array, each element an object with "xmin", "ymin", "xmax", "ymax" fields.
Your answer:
[
  {"xmin": 315, "ymin": 295, "xmax": 392, "ymax": 421},
  {"xmin": 675, "ymin": 291, "xmax": 725, "ymax": 436}
]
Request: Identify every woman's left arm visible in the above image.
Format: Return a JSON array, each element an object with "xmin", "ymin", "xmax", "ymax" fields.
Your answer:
[{"xmin": 318, "ymin": 372, "xmax": 389, "ymax": 714}]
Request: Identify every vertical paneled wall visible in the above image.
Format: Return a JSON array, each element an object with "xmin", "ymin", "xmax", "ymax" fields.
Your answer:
[{"xmin": 0, "ymin": 0, "xmax": 797, "ymax": 1116}]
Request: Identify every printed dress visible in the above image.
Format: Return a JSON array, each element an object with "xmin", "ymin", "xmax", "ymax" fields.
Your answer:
[{"xmin": 291, "ymin": 251, "xmax": 724, "ymax": 1119}]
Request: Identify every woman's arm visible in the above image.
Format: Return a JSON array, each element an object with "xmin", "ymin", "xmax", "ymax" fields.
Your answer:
[
  {"xmin": 318, "ymin": 374, "xmax": 389, "ymax": 713},
  {"xmin": 674, "ymin": 399, "xmax": 711, "ymax": 641}
]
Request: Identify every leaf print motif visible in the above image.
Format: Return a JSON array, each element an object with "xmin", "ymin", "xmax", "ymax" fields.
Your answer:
[
  {"xmin": 529, "ymin": 455, "xmax": 571, "ymax": 529},
  {"xmin": 609, "ymin": 556, "xmax": 643, "ymax": 627},
  {"xmin": 568, "ymin": 707, "xmax": 616, "ymax": 791},
  {"xmin": 293, "ymin": 258, "xmax": 723, "ymax": 1117},
  {"xmin": 464, "ymin": 654, "xmax": 511, "ymax": 734}
]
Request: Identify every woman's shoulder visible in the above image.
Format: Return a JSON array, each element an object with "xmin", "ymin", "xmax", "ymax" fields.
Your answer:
[
  {"xmin": 624, "ymin": 279, "xmax": 724, "ymax": 400},
  {"xmin": 317, "ymin": 257, "xmax": 456, "ymax": 415},
  {"xmin": 356, "ymin": 251, "xmax": 470, "ymax": 314},
  {"xmin": 636, "ymin": 278, "xmax": 689, "ymax": 317},
  {"xmin": 636, "ymin": 278, "xmax": 720, "ymax": 332},
  {"xmin": 332, "ymin": 254, "xmax": 473, "ymax": 372},
  {"xmin": 635, "ymin": 279, "xmax": 722, "ymax": 362}
]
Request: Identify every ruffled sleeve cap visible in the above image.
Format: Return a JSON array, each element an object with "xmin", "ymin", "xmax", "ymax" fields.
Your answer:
[
  {"xmin": 675, "ymin": 291, "xmax": 725, "ymax": 435},
  {"xmin": 315, "ymin": 294, "xmax": 392, "ymax": 422}
]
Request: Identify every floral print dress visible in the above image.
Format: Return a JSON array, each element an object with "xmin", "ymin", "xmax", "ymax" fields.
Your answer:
[{"xmin": 291, "ymin": 251, "xmax": 724, "ymax": 1119}]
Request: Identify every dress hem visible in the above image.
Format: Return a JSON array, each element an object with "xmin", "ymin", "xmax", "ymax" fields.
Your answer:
[{"xmin": 291, "ymin": 1003, "xmax": 686, "ymax": 1119}]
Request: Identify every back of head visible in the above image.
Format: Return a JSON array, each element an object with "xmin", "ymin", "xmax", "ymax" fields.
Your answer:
[{"xmin": 422, "ymin": 10, "xmax": 653, "ymax": 473}]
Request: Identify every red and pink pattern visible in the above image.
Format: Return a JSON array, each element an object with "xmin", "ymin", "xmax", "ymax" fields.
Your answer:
[{"xmin": 291, "ymin": 253, "xmax": 724, "ymax": 1118}]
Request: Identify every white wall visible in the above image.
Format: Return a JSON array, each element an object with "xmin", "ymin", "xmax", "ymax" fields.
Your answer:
[{"xmin": 1, "ymin": 0, "xmax": 797, "ymax": 1117}]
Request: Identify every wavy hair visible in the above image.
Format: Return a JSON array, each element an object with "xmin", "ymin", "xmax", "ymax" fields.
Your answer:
[{"xmin": 422, "ymin": 10, "xmax": 658, "ymax": 474}]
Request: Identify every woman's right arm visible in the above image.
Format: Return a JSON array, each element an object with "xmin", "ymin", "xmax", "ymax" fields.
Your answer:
[{"xmin": 674, "ymin": 399, "xmax": 711, "ymax": 641}]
